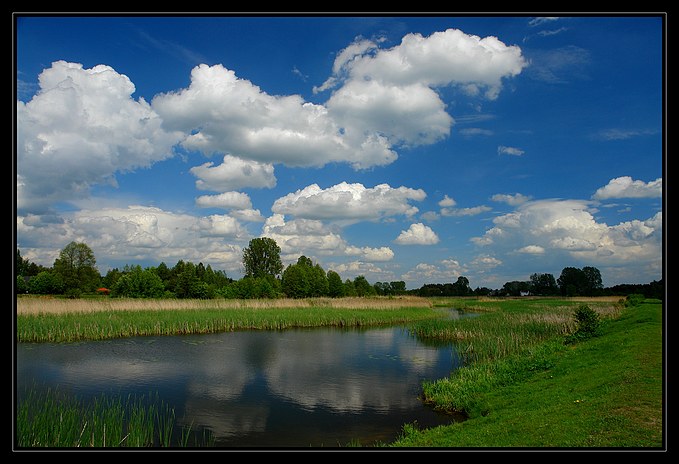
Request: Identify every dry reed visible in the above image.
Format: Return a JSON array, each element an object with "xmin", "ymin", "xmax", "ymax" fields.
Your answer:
[{"xmin": 16, "ymin": 295, "xmax": 432, "ymax": 316}]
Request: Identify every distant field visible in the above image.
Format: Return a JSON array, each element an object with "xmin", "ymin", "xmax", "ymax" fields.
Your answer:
[{"xmin": 474, "ymin": 295, "xmax": 623, "ymax": 303}]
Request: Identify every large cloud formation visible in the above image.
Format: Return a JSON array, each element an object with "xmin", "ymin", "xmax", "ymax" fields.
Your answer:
[
  {"xmin": 16, "ymin": 205, "xmax": 245, "ymax": 272},
  {"xmin": 322, "ymin": 30, "xmax": 526, "ymax": 147},
  {"xmin": 472, "ymin": 199, "xmax": 662, "ymax": 267},
  {"xmin": 151, "ymin": 63, "xmax": 397, "ymax": 170},
  {"xmin": 17, "ymin": 61, "xmax": 183, "ymax": 214},
  {"xmin": 151, "ymin": 28, "xmax": 527, "ymax": 170},
  {"xmin": 17, "ymin": 28, "xmax": 527, "ymax": 217},
  {"xmin": 271, "ymin": 182, "xmax": 426, "ymax": 222},
  {"xmin": 261, "ymin": 214, "xmax": 394, "ymax": 263}
]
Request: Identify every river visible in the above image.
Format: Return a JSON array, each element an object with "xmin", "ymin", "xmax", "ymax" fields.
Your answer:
[{"xmin": 16, "ymin": 314, "xmax": 468, "ymax": 448}]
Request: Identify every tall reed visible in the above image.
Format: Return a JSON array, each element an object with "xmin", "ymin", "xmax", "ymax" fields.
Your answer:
[
  {"xmin": 17, "ymin": 304, "xmax": 440, "ymax": 343},
  {"xmin": 413, "ymin": 299, "xmax": 621, "ymax": 364},
  {"xmin": 16, "ymin": 386, "xmax": 211, "ymax": 447},
  {"xmin": 16, "ymin": 296, "xmax": 432, "ymax": 315}
]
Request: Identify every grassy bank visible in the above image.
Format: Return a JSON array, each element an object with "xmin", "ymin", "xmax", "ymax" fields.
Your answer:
[{"xmin": 389, "ymin": 298, "xmax": 664, "ymax": 448}]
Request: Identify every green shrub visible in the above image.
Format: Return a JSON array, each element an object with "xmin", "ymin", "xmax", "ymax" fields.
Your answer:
[
  {"xmin": 65, "ymin": 288, "xmax": 82, "ymax": 299},
  {"xmin": 28, "ymin": 271, "xmax": 64, "ymax": 295},
  {"xmin": 16, "ymin": 275, "xmax": 28, "ymax": 294},
  {"xmin": 565, "ymin": 304, "xmax": 600, "ymax": 344},
  {"xmin": 625, "ymin": 294, "xmax": 646, "ymax": 307}
]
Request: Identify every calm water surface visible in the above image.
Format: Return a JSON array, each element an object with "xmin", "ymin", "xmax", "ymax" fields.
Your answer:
[{"xmin": 16, "ymin": 313, "xmax": 468, "ymax": 448}]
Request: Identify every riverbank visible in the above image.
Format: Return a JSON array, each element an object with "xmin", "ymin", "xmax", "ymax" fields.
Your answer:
[{"xmin": 389, "ymin": 298, "xmax": 664, "ymax": 448}]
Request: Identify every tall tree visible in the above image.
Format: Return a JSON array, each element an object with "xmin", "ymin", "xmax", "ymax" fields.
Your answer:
[
  {"xmin": 582, "ymin": 266, "xmax": 603, "ymax": 296},
  {"xmin": 281, "ymin": 263, "xmax": 310, "ymax": 298},
  {"xmin": 327, "ymin": 270, "xmax": 345, "ymax": 297},
  {"xmin": 390, "ymin": 281, "xmax": 407, "ymax": 294},
  {"xmin": 310, "ymin": 263, "xmax": 328, "ymax": 297},
  {"xmin": 52, "ymin": 241, "xmax": 100, "ymax": 293},
  {"xmin": 452, "ymin": 276, "xmax": 472, "ymax": 296},
  {"xmin": 529, "ymin": 273, "xmax": 558, "ymax": 295},
  {"xmin": 353, "ymin": 275, "xmax": 375, "ymax": 297},
  {"xmin": 242, "ymin": 237, "xmax": 283, "ymax": 279},
  {"xmin": 280, "ymin": 256, "xmax": 328, "ymax": 298},
  {"xmin": 557, "ymin": 267, "xmax": 587, "ymax": 296}
]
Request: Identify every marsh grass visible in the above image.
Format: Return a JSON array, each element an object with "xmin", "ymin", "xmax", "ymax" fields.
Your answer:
[
  {"xmin": 412, "ymin": 298, "xmax": 622, "ymax": 365},
  {"xmin": 16, "ymin": 296, "xmax": 437, "ymax": 343},
  {"xmin": 16, "ymin": 295, "xmax": 431, "ymax": 315},
  {"xmin": 16, "ymin": 387, "xmax": 213, "ymax": 448}
]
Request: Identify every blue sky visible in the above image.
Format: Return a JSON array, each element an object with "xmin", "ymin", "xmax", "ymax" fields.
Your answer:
[{"xmin": 15, "ymin": 14, "xmax": 665, "ymax": 290}]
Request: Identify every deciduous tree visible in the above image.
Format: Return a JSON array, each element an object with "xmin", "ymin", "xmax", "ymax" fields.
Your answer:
[
  {"xmin": 242, "ymin": 237, "xmax": 283, "ymax": 279},
  {"xmin": 327, "ymin": 270, "xmax": 345, "ymax": 297},
  {"xmin": 52, "ymin": 241, "xmax": 100, "ymax": 294}
]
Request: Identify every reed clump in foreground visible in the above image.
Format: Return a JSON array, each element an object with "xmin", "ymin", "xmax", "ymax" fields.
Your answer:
[{"xmin": 16, "ymin": 387, "xmax": 214, "ymax": 448}]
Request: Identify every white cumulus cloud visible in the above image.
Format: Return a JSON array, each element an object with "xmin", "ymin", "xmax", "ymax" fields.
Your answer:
[
  {"xmin": 16, "ymin": 61, "xmax": 183, "ymax": 214},
  {"xmin": 261, "ymin": 214, "xmax": 394, "ymax": 263},
  {"xmin": 17, "ymin": 204, "xmax": 248, "ymax": 273},
  {"xmin": 322, "ymin": 29, "xmax": 527, "ymax": 152},
  {"xmin": 438, "ymin": 195, "xmax": 456, "ymax": 207},
  {"xmin": 195, "ymin": 214, "xmax": 248, "ymax": 238},
  {"xmin": 151, "ymin": 63, "xmax": 397, "ymax": 170},
  {"xmin": 190, "ymin": 155, "xmax": 277, "ymax": 192},
  {"xmin": 472, "ymin": 199, "xmax": 662, "ymax": 267},
  {"xmin": 323, "ymin": 29, "xmax": 526, "ymax": 96},
  {"xmin": 345, "ymin": 246, "xmax": 395, "ymax": 262},
  {"xmin": 394, "ymin": 223, "xmax": 440, "ymax": 245},
  {"xmin": 592, "ymin": 176, "xmax": 662, "ymax": 200},
  {"xmin": 271, "ymin": 182, "xmax": 425, "ymax": 222},
  {"xmin": 195, "ymin": 191, "xmax": 253, "ymax": 210}
]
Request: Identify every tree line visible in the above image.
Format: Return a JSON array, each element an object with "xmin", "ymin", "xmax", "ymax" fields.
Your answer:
[
  {"xmin": 15, "ymin": 239, "xmax": 401, "ymax": 299},
  {"xmin": 16, "ymin": 238, "xmax": 663, "ymax": 300}
]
